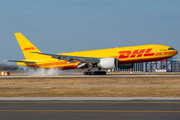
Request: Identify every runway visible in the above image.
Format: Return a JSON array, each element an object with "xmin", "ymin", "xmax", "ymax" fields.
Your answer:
[
  {"xmin": 1, "ymin": 74, "xmax": 180, "ymax": 78},
  {"xmin": 0, "ymin": 99, "xmax": 180, "ymax": 120}
]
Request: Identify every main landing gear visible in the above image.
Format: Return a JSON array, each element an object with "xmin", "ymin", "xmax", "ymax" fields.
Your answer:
[
  {"xmin": 83, "ymin": 66, "xmax": 106, "ymax": 75},
  {"xmin": 83, "ymin": 71, "xmax": 106, "ymax": 75}
]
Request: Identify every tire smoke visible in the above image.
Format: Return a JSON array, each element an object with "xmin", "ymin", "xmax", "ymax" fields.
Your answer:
[
  {"xmin": 18, "ymin": 66, "xmax": 83, "ymax": 76},
  {"xmin": 28, "ymin": 68, "xmax": 60, "ymax": 76}
]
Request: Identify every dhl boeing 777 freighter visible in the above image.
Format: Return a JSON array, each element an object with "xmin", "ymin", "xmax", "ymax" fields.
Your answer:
[{"xmin": 6, "ymin": 33, "xmax": 178, "ymax": 75}]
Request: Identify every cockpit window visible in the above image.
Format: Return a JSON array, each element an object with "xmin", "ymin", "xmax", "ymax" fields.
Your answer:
[{"xmin": 168, "ymin": 48, "xmax": 175, "ymax": 50}]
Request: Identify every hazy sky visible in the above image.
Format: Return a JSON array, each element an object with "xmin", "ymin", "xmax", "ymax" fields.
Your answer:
[{"xmin": 0, "ymin": 0, "xmax": 180, "ymax": 64}]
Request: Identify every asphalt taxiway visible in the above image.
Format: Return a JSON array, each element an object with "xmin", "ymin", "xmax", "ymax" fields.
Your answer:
[{"xmin": 0, "ymin": 98, "xmax": 180, "ymax": 120}]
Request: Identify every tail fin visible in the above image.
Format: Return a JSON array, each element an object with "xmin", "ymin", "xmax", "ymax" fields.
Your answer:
[{"xmin": 14, "ymin": 33, "xmax": 41, "ymax": 60}]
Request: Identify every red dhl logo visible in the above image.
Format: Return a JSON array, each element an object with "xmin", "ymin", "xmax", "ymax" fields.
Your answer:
[
  {"xmin": 23, "ymin": 47, "xmax": 37, "ymax": 51},
  {"xmin": 118, "ymin": 48, "xmax": 155, "ymax": 58}
]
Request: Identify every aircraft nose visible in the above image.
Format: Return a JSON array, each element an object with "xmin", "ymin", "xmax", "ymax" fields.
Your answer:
[
  {"xmin": 175, "ymin": 50, "xmax": 178, "ymax": 55},
  {"xmin": 164, "ymin": 49, "xmax": 178, "ymax": 56}
]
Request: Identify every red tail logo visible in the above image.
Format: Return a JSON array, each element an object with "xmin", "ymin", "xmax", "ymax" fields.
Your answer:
[{"xmin": 23, "ymin": 47, "xmax": 37, "ymax": 51}]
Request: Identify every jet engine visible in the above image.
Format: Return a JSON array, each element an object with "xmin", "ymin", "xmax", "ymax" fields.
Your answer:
[{"xmin": 98, "ymin": 58, "xmax": 118, "ymax": 69}]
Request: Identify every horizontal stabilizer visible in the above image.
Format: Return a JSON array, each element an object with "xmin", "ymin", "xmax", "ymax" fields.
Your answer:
[{"xmin": 4, "ymin": 60, "xmax": 36, "ymax": 64}]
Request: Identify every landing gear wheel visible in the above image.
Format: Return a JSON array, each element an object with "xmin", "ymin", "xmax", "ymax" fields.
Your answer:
[
  {"xmin": 84, "ymin": 71, "xmax": 92, "ymax": 75},
  {"xmin": 97, "ymin": 71, "xmax": 106, "ymax": 75},
  {"xmin": 84, "ymin": 72, "xmax": 88, "ymax": 75},
  {"xmin": 83, "ymin": 71, "xmax": 106, "ymax": 75}
]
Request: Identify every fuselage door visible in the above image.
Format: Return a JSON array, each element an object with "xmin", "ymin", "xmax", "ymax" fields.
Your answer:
[{"xmin": 155, "ymin": 48, "xmax": 161, "ymax": 56}]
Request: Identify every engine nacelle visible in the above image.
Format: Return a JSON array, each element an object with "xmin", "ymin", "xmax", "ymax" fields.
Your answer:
[
  {"xmin": 118, "ymin": 63, "xmax": 133, "ymax": 69},
  {"xmin": 98, "ymin": 58, "xmax": 118, "ymax": 69}
]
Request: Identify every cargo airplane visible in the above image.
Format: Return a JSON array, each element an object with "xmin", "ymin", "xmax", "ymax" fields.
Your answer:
[{"xmin": 6, "ymin": 33, "xmax": 178, "ymax": 75}]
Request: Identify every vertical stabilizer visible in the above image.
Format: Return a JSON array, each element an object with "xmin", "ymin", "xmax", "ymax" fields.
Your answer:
[{"xmin": 14, "ymin": 33, "xmax": 41, "ymax": 60}]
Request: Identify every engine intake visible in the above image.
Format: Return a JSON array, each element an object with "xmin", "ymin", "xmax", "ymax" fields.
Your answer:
[{"xmin": 98, "ymin": 58, "xmax": 118, "ymax": 69}]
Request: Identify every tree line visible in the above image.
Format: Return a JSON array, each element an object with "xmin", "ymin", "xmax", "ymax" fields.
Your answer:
[{"xmin": 0, "ymin": 64, "xmax": 18, "ymax": 71}]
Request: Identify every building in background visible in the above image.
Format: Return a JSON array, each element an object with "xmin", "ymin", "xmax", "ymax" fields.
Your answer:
[{"xmin": 118, "ymin": 58, "xmax": 180, "ymax": 72}]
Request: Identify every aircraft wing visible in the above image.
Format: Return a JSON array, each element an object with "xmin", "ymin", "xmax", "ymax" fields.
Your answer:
[
  {"xmin": 32, "ymin": 52, "xmax": 100, "ymax": 63},
  {"xmin": 4, "ymin": 60, "xmax": 36, "ymax": 64}
]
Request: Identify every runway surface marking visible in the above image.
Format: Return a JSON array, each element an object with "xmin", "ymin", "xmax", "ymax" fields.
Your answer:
[{"xmin": 0, "ymin": 110, "xmax": 180, "ymax": 112}]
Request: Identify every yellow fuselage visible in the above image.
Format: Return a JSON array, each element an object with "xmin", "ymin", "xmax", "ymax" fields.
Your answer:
[{"xmin": 17, "ymin": 44, "xmax": 178, "ymax": 69}]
